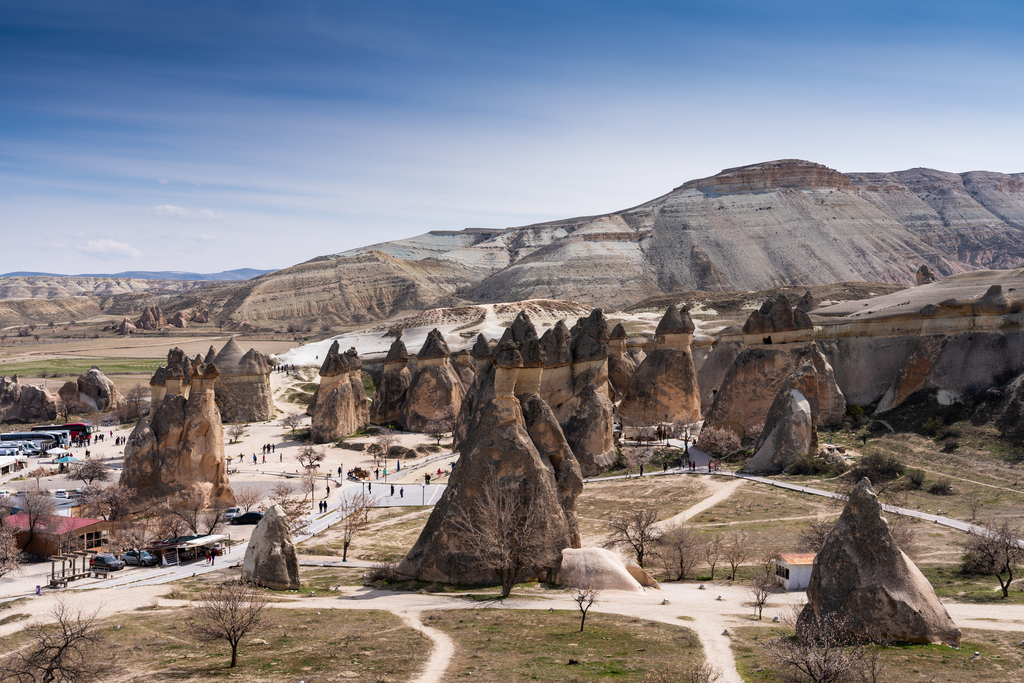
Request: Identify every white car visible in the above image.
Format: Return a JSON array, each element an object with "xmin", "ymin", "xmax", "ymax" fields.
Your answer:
[
  {"xmin": 54, "ymin": 490, "xmax": 69, "ymax": 499},
  {"xmin": 223, "ymin": 507, "xmax": 241, "ymax": 520}
]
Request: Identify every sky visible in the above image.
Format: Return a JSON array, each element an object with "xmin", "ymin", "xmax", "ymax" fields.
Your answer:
[{"xmin": 2, "ymin": 1, "xmax": 1023, "ymax": 274}]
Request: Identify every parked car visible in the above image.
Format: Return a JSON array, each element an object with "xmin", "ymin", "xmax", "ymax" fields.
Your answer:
[
  {"xmin": 90, "ymin": 553, "xmax": 125, "ymax": 571},
  {"xmin": 121, "ymin": 550, "xmax": 157, "ymax": 567},
  {"xmin": 223, "ymin": 507, "xmax": 241, "ymax": 520},
  {"xmin": 230, "ymin": 511, "xmax": 264, "ymax": 525},
  {"xmin": 54, "ymin": 489, "xmax": 69, "ymax": 499}
]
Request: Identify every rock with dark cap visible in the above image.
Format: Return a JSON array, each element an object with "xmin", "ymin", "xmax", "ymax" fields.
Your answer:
[
  {"xmin": 204, "ymin": 346, "xmax": 217, "ymax": 364},
  {"xmin": 540, "ymin": 322, "xmax": 573, "ymax": 367},
  {"xmin": 471, "ymin": 334, "xmax": 494, "ymax": 359},
  {"xmin": 310, "ymin": 341, "xmax": 368, "ymax": 441},
  {"xmin": 799, "ymin": 478, "xmax": 961, "ymax": 646},
  {"xmin": 371, "ymin": 336, "xmax": 413, "ymax": 425},
  {"xmin": 399, "ymin": 329, "xmax": 465, "ymax": 432},
  {"xmin": 399, "ymin": 351, "xmax": 583, "ymax": 586},
  {"xmin": 121, "ymin": 361, "xmax": 234, "ymax": 509},
  {"xmin": 619, "ymin": 306, "xmax": 701, "ymax": 426},
  {"xmin": 242, "ymin": 505, "xmax": 300, "ymax": 590},
  {"xmin": 742, "ymin": 294, "xmax": 813, "ymax": 336},
  {"xmin": 417, "ymin": 328, "xmax": 451, "ymax": 360}
]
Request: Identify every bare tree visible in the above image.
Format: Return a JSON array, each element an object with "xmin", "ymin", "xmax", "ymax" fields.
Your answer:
[
  {"xmin": 164, "ymin": 491, "xmax": 207, "ymax": 535},
  {"xmin": 282, "ymin": 413, "xmax": 304, "ymax": 433},
  {"xmin": 750, "ymin": 573, "xmax": 777, "ymax": 620},
  {"xmin": 449, "ymin": 478, "xmax": 550, "ymax": 598},
  {"xmin": 29, "ymin": 467, "xmax": 46, "ymax": 490},
  {"xmin": 573, "ymin": 588, "xmax": 598, "ymax": 632},
  {"xmin": 887, "ymin": 513, "xmax": 919, "ymax": 560},
  {"xmin": 605, "ymin": 508, "xmax": 662, "ymax": 569},
  {"xmin": 269, "ymin": 481, "xmax": 309, "ymax": 535},
  {"xmin": 110, "ymin": 517, "xmax": 154, "ymax": 555},
  {"xmin": 200, "ymin": 508, "xmax": 226, "ymax": 535},
  {"xmin": 761, "ymin": 608, "xmax": 865, "ymax": 683},
  {"xmin": 19, "ymin": 490, "xmax": 57, "ymax": 550},
  {"xmin": 373, "ymin": 429, "xmax": 397, "ymax": 469},
  {"xmin": 226, "ymin": 423, "xmax": 248, "ymax": 444},
  {"xmin": 658, "ymin": 521, "xmax": 703, "ymax": 580},
  {"xmin": 157, "ymin": 510, "xmax": 191, "ymax": 542},
  {"xmin": 723, "ymin": 532, "xmax": 748, "ymax": 580},
  {"xmin": 704, "ymin": 534, "xmax": 723, "ymax": 580},
  {"xmin": 336, "ymin": 491, "xmax": 378, "ymax": 561},
  {"xmin": 0, "ymin": 601, "xmax": 108, "ymax": 682},
  {"xmin": 424, "ymin": 407, "xmax": 457, "ymax": 446},
  {"xmin": 696, "ymin": 426, "xmax": 741, "ymax": 458},
  {"xmin": 120, "ymin": 383, "xmax": 149, "ymax": 421},
  {"xmin": 300, "ymin": 469, "xmax": 319, "ymax": 508},
  {"xmin": 57, "ymin": 397, "xmax": 86, "ymax": 421},
  {"xmin": 0, "ymin": 525, "xmax": 22, "ymax": 578},
  {"xmin": 963, "ymin": 518, "xmax": 1024, "ymax": 598},
  {"xmin": 65, "ymin": 459, "xmax": 111, "ymax": 486},
  {"xmin": 186, "ymin": 581, "xmax": 272, "ymax": 668},
  {"xmin": 296, "ymin": 445, "xmax": 325, "ymax": 472},
  {"xmin": 233, "ymin": 484, "xmax": 263, "ymax": 513},
  {"xmin": 797, "ymin": 519, "xmax": 834, "ymax": 553},
  {"xmin": 646, "ymin": 662, "xmax": 723, "ymax": 683},
  {"xmin": 80, "ymin": 483, "xmax": 136, "ymax": 521}
]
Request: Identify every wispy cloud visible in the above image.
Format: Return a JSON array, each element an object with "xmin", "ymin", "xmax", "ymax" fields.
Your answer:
[
  {"xmin": 198, "ymin": 233, "xmax": 217, "ymax": 241},
  {"xmin": 82, "ymin": 238, "xmax": 142, "ymax": 259},
  {"xmin": 152, "ymin": 204, "xmax": 224, "ymax": 220}
]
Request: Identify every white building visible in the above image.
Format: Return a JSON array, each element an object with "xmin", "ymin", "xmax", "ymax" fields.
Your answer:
[{"xmin": 775, "ymin": 553, "xmax": 816, "ymax": 591}]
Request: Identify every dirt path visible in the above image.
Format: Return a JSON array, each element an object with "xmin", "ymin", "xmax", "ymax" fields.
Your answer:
[
  {"xmin": 399, "ymin": 610, "xmax": 456, "ymax": 683},
  {"xmin": 656, "ymin": 477, "xmax": 746, "ymax": 529}
]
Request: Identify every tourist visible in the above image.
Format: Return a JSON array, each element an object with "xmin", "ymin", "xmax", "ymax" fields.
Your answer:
[
  {"xmin": 390, "ymin": 484, "xmax": 394, "ymax": 496},
  {"xmin": 399, "ymin": 487, "xmax": 404, "ymax": 498}
]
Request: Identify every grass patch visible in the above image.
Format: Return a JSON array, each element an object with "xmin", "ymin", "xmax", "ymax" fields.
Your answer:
[
  {"xmin": 0, "ymin": 613, "xmax": 29, "ymax": 626},
  {"xmin": 98, "ymin": 607, "xmax": 429, "ymax": 681},
  {"xmin": 425, "ymin": 608, "xmax": 705, "ymax": 682},
  {"xmin": 920, "ymin": 564, "xmax": 1024, "ymax": 604},
  {"xmin": 0, "ymin": 357, "xmax": 162, "ymax": 378},
  {"xmin": 732, "ymin": 624, "xmax": 1024, "ymax": 683}
]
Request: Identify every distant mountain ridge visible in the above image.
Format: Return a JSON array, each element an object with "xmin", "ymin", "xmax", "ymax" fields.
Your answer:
[
  {"xmin": 7, "ymin": 159, "xmax": 1024, "ymax": 330},
  {"xmin": 0, "ymin": 268, "xmax": 274, "ymax": 281}
]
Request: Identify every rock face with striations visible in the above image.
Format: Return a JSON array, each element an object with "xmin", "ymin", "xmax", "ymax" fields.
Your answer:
[
  {"xmin": 398, "ymin": 329, "xmax": 466, "ymax": 433},
  {"xmin": 0, "ymin": 375, "xmax": 57, "ymax": 424},
  {"xmin": 618, "ymin": 305, "xmax": 701, "ymax": 426},
  {"xmin": 399, "ymin": 333, "xmax": 583, "ymax": 585},
  {"xmin": 77, "ymin": 367, "xmax": 123, "ymax": 412},
  {"xmin": 799, "ymin": 478, "xmax": 961, "ymax": 646},
  {"xmin": 370, "ymin": 334, "xmax": 413, "ymax": 426},
  {"xmin": 309, "ymin": 341, "xmax": 369, "ymax": 442},
  {"xmin": 242, "ymin": 505, "xmax": 300, "ymax": 590},
  {"xmin": 211, "ymin": 337, "xmax": 274, "ymax": 423},
  {"xmin": 121, "ymin": 360, "xmax": 234, "ymax": 508},
  {"xmin": 706, "ymin": 296, "xmax": 845, "ymax": 436},
  {"xmin": 743, "ymin": 362, "xmax": 819, "ymax": 474}
]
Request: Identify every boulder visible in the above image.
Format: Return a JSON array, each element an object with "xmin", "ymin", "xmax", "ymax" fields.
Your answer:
[
  {"xmin": 398, "ymin": 329, "xmax": 465, "ymax": 433},
  {"xmin": 744, "ymin": 363, "xmax": 818, "ymax": 474},
  {"xmin": 799, "ymin": 478, "xmax": 961, "ymax": 646},
  {"xmin": 557, "ymin": 548, "xmax": 659, "ymax": 592},
  {"xmin": 0, "ymin": 375, "xmax": 56, "ymax": 424},
  {"xmin": 58, "ymin": 381, "xmax": 80, "ymax": 406},
  {"xmin": 618, "ymin": 305, "xmax": 701, "ymax": 426},
  {"xmin": 242, "ymin": 505, "xmax": 300, "ymax": 590},
  {"xmin": 113, "ymin": 317, "xmax": 137, "ymax": 335},
  {"xmin": 121, "ymin": 360, "xmax": 234, "ymax": 508},
  {"xmin": 135, "ymin": 305, "xmax": 166, "ymax": 330},
  {"xmin": 743, "ymin": 294, "xmax": 813, "ymax": 339},
  {"xmin": 916, "ymin": 264, "xmax": 938, "ymax": 286},
  {"xmin": 168, "ymin": 311, "xmax": 189, "ymax": 328},
  {"xmin": 212, "ymin": 338, "xmax": 274, "ymax": 423},
  {"xmin": 193, "ymin": 308, "xmax": 210, "ymax": 324},
  {"xmin": 77, "ymin": 367, "xmax": 123, "ymax": 412},
  {"xmin": 370, "ymin": 335, "xmax": 412, "ymax": 426},
  {"xmin": 310, "ymin": 342, "xmax": 369, "ymax": 442},
  {"xmin": 399, "ymin": 335, "xmax": 583, "ymax": 585}
]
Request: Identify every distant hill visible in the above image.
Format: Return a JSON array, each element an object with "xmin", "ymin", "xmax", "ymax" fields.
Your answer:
[{"xmin": 0, "ymin": 268, "xmax": 274, "ymax": 281}]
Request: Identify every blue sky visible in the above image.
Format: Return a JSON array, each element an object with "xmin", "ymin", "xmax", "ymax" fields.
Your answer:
[{"xmin": 2, "ymin": 0, "xmax": 1022, "ymax": 273}]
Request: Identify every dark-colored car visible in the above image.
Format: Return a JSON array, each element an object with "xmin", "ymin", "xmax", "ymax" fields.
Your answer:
[
  {"xmin": 230, "ymin": 511, "xmax": 264, "ymax": 525},
  {"xmin": 121, "ymin": 550, "xmax": 157, "ymax": 567},
  {"xmin": 90, "ymin": 553, "xmax": 125, "ymax": 571}
]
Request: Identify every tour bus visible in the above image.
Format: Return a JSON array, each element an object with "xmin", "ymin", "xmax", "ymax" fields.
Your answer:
[
  {"xmin": 0, "ymin": 431, "xmax": 62, "ymax": 450},
  {"xmin": 31, "ymin": 422, "xmax": 93, "ymax": 442}
]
